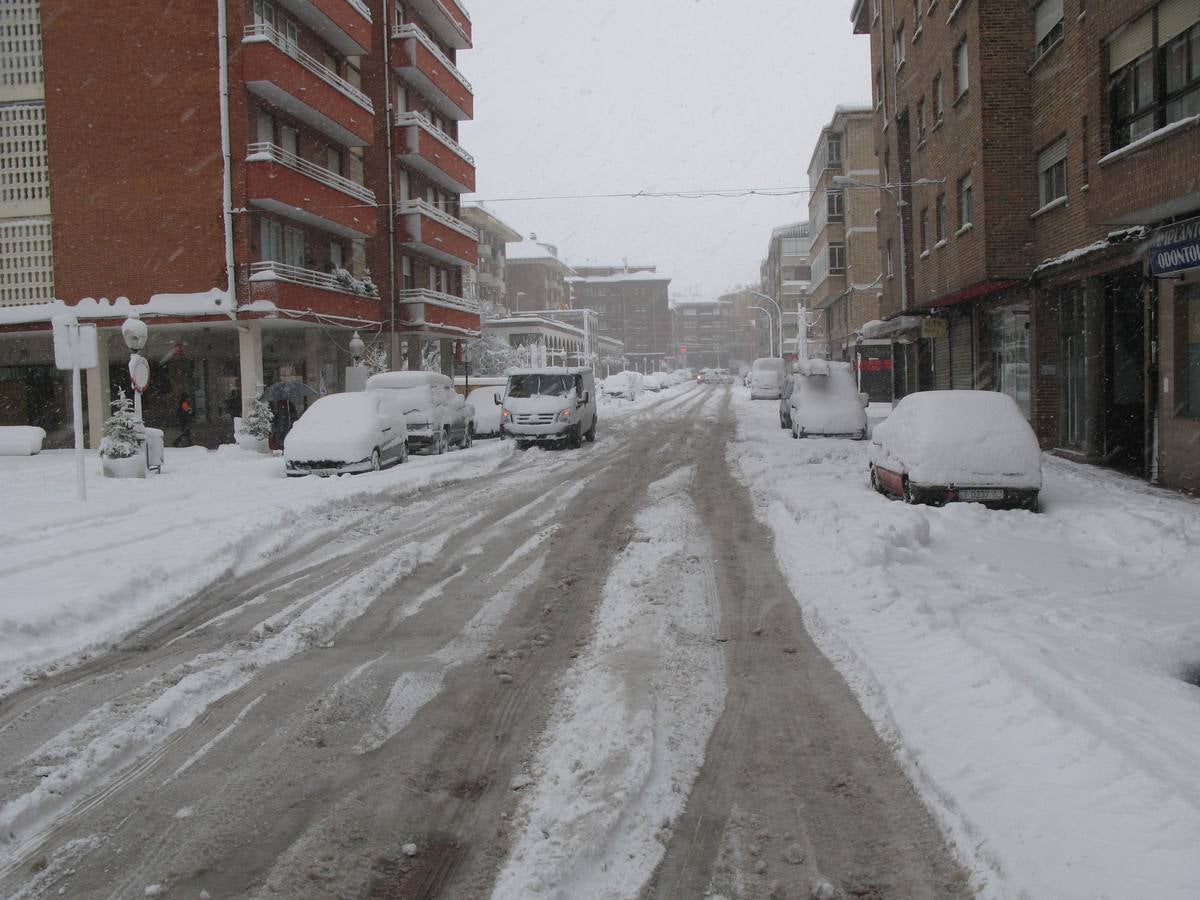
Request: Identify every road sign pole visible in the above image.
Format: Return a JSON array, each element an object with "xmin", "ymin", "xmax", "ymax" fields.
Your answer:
[{"xmin": 71, "ymin": 355, "xmax": 86, "ymax": 503}]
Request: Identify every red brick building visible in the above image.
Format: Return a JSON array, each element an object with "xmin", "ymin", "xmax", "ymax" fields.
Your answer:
[
  {"xmin": 0, "ymin": 0, "xmax": 480, "ymax": 447},
  {"xmin": 504, "ymin": 236, "xmax": 575, "ymax": 313},
  {"xmin": 851, "ymin": 0, "xmax": 1200, "ymax": 492},
  {"xmin": 568, "ymin": 266, "xmax": 674, "ymax": 372}
]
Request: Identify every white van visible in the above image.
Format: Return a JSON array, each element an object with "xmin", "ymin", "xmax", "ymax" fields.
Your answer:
[
  {"xmin": 366, "ymin": 371, "xmax": 474, "ymax": 454},
  {"xmin": 500, "ymin": 367, "xmax": 597, "ymax": 449},
  {"xmin": 750, "ymin": 357, "xmax": 786, "ymax": 399}
]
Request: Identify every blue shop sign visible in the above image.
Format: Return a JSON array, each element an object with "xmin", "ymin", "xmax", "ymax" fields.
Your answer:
[{"xmin": 1150, "ymin": 216, "xmax": 1200, "ymax": 276}]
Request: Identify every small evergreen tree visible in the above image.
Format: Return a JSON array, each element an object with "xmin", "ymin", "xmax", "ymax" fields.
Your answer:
[
  {"xmin": 239, "ymin": 396, "xmax": 274, "ymax": 440},
  {"xmin": 99, "ymin": 389, "xmax": 140, "ymax": 459}
]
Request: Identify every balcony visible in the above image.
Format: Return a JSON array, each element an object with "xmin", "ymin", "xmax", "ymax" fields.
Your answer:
[
  {"xmin": 403, "ymin": 0, "xmax": 472, "ymax": 50},
  {"xmin": 398, "ymin": 288, "xmax": 482, "ymax": 336},
  {"xmin": 397, "ymin": 199, "xmax": 479, "ymax": 267},
  {"xmin": 393, "ymin": 112, "xmax": 476, "ymax": 193},
  {"xmin": 243, "ymin": 23, "xmax": 374, "ymax": 146},
  {"xmin": 245, "ymin": 142, "xmax": 377, "ymax": 238},
  {"xmin": 248, "ymin": 261, "xmax": 383, "ymax": 324},
  {"xmin": 390, "ymin": 24, "xmax": 474, "ymax": 121},
  {"xmin": 274, "ymin": 0, "xmax": 373, "ymax": 56}
]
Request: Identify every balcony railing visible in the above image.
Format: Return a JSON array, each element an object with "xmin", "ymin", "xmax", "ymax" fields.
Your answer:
[
  {"xmin": 398, "ymin": 199, "xmax": 479, "ymax": 241},
  {"xmin": 346, "ymin": 0, "xmax": 372, "ymax": 20},
  {"xmin": 246, "ymin": 142, "xmax": 377, "ymax": 205},
  {"xmin": 399, "ymin": 287, "xmax": 481, "ymax": 314},
  {"xmin": 243, "ymin": 23, "xmax": 373, "ymax": 112},
  {"xmin": 393, "ymin": 111, "xmax": 475, "ymax": 165},
  {"xmin": 250, "ymin": 261, "xmax": 363, "ymax": 294},
  {"xmin": 390, "ymin": 23, "xmax": 473, "ymax": 93}
]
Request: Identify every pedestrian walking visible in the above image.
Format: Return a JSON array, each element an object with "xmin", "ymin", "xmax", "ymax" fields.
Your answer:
[{"xmin": 173, "ymin": 392, "xmax": 195, "ymax": 447}]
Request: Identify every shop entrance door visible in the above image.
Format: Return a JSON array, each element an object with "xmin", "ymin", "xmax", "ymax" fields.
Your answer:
[{"xmin": 1103, "ymin": 272, "xmax": 1146, "ymax": 475}]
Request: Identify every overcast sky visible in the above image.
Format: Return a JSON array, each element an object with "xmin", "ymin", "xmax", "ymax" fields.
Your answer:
[{"xmin": 458, "ymin": 1, "xmax": 872, "ymax": 301}]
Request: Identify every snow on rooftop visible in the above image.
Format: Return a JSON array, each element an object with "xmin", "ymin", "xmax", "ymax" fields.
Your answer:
[
  {"xmin": 505, "ymin": 239, "xmax": 564, "ymax": 263},
  {"xmin": 569, "ymin": 271, "xmax": 672, "ymax": 284}
]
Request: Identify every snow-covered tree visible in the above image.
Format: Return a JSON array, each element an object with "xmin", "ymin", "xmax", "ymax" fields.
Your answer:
[
  {"xmin": 362, "ymin": 341, "xmax": 389, "ymax": 376},
  {"xmin": 239, "ymin": 396, "xmax": 273, "ymax": 440},
  {"xmin": 465, "ymin": 334, "xmax": 527, "ymax": 376},
  {"xmin": 99, "ymin": 390, "xmax": 140, "ymax": 459}
]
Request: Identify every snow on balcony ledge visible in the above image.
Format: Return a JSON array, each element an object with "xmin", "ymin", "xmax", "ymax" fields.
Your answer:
[
  {"xmin": 1098, "ymin": 116, "xmax": 1200, "ymax": 168},
  {"xmin": 0, "ymin": 289, "xmax": 233, "ymax": 326}
]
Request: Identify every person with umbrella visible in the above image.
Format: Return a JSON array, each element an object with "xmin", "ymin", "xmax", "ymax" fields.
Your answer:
[
  {"xmin": 262, "ymin": 382, "xmax": 318, "ymax": 449},
  {"xmin": 173, "ymin": 392, "xmax": 195, "ymax": 447}
]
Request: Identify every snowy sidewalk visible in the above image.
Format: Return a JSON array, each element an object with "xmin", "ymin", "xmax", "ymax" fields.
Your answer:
[{"xmin": 729, "ymin": 389, "xmax": 1200, "ymax": 900}]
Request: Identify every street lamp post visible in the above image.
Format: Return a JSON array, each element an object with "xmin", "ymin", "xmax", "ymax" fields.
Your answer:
[
  {"xmin": 831, "ymin": 175, "xmax": 944, "ymax": 312},
  {"xmin": 750, "ymin": 305, "xmax": 775, "ymax": 360},
  {"xmin": 750, "ymin": 291, "xmax": 784, "ymax": 358}
]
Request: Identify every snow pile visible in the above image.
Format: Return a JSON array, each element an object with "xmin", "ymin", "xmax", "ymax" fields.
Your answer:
[
  {"xmin": 492, "ymin": 467, "xmax": 725, "ymax": 899},
  {"xmin": 0, "ymin": 426, "xmax": 46, "ymax": 456},
  {"xmin": 871, "ymin": 390, "xmax": 1041, "ymax": 486},
  {"xmin": 0, "ymin": 441, "xmax": 513, "ymax": 696},
  {"xmin": 730, "ymin": 391, "xmax": 1200, "ymax": 900}
]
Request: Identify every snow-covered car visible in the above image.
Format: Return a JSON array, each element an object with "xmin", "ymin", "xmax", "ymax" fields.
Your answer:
[
  {"xmin": 284, "ymin": 392, "xmax": 408, "ymax": 476},
  {"xmin": 602, "ymin": 371, "xmax": 644, "ymax": 400},
  {"xmin": 366, "ymin": 371, "xmax": 474, "ymax": 454},
  {"xmin": 788, "ymin": 360, "xmax": 868, "ymax": 440},
  {"xmin": 466, "ymin": 385, "xmax": 505, "ymax": 438},
  {"xmin": 643, "ymin": 374, "xmax": 666, "ymax": 392},
  {"xmin": 749, "ymin": 357, "xmax": 785, "ymax": 399},
  {"xmin": 869, "ymin": 390, "xmax": 1042, "ymax": 510}
]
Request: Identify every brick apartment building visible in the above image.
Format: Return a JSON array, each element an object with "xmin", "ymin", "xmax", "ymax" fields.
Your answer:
[
  {"xmin": 760, "ymin": 222, "xmax": 813, "ymax": 356},
  {"xmin": 568, "ymin": 265, "xmax": 673, "ymax": 371},
  {"xmin": 672, "ymin": 298, "xmax": 735, "ymax": 370},
  {"xmin": 807, "ymin": 106, "xmax": 883, "ymax": 362},
  {"xmin": 719, "ymin": 287, "xmax": 771, "ymax": 365},
  {"xmin": 0, "ymin": 0, "xmax": 481, "ymax": 448},
  {"xmin": 504, "ymin": 235, "xmax": 574, "ymax": 313},
  {"xmin": 851, "ymin": 0, "xmax": 1200, "ymax": 492}
]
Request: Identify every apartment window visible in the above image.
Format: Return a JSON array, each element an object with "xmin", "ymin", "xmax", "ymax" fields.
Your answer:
[
  {"xmin": 280, "ymin": 124, "xmax": 298, "ymax": 156},
  {"xmin": 936, "ymin": 193, "xmax": 948, "ymax": 242},
  {"xmin": 1108, "ymin": 4, "xmax": 1200, "ymax": 150},
  {"xmin": 253, "ymin": 0, "xmax": 297, "ymax": 47},
  {"xmin": 829, "ymin": 243, "xmax": 846, "ymax": 274},
  {"xmin": 920, "ymin": 207, "xmax": 930, "ymax": 252},
  {"xmin": 782, "ymin": 237, "xmax": 807, "ymax": 255},
  {"xmin": 330, "ymin": 242, "xmax": 344, "ymax": 270},
  {"xmin": 827, "ymin": 132, "xmax": 843, "ymax": 165},
  {"xmin": 0, "ymin": 218, "xmax": 53, "ymax": 304},
  {"xmin": 283, "ymin": 226, "xmax": 305, "ymax": 268},
  {"xmin": 957, "ymin": 173, "xmax": 974, "ymax": 229},
  {"xmin": 954, "ymin": 38, "xmax": 970, "ymax": 98},
  {"xmin": 0, "ymin": 104, "xmax": 50, "ymax": 207},
  {"xmin": 894, "ymin": 25, "xmax": 907, "ymax": 69},
  {"xmin": 827, "ymin": 191, "xmax": 845, "ymax": 222},
  {"xmin": 261, "ymin": 219, "xmax": 283, "ymax": 263},
  {"xmin": 913, "ymin": 0, "xmax": 923, "ymax": 36},
  {"xmin": 886, "ymin": 239, "xmax": 894, "ymax": 276},
  {"xmin": 917, "ymin": 96, "xmax": 927, "ymax": 143},
  {"xmin": 1037, "ymin": 137, "xmax": 1068, "ymax": 209},
  {"xmin": 0, "ymin": 0, "xmax": 44, "ymax": 94},
  {"xmin": 933, "ymin": 73, "xmax": 944, "ymax": 122},
  {"xmin": 326, "ymin": 146, "xmax": 342, "ymax": 176},
  {"xmin": 401, "ymin": 256, "xmax": 414, "ymax": 290},
  {"xmin": 1035, "ymin": 0, "xmax": 1064, "ymax": 59}
]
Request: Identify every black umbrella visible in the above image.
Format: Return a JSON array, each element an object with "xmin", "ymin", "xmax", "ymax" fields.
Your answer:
[{"xmin": 261, "ymin": 381, "xmax": 319, "ymax": 403}]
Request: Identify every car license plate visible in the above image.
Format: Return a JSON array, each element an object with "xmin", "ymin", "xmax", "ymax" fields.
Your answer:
[{"xmin": 958, "ymin": 488, "xmax": 1004, "ymax": 501}]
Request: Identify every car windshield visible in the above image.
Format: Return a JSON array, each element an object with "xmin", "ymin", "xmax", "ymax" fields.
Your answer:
[{"xmin": 507, "ymin": 374, "xmax": 575, "ymax": 398}]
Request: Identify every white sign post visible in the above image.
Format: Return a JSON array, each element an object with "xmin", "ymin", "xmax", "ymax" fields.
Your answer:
[{"xmin": 52, "ymin": 315, "xmax": 99, "ymax": 502}]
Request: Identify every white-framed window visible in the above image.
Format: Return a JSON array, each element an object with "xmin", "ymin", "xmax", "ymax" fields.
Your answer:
[
  {"xmin": 827, "ymin": 132, "xmax": 843, "ymax": 165},
  {"xmin": 261, "ymin": 218, "xmax": 283, "ymax": 262},
  {"xmin": 1037, "ymin": 137, "xmax": 1068, "ymax": 208},
  {"xmin": 886, "ymin": 239, "xmax": 894, "ymax": 276},
  {"xmin": 954, "ymin": 37, "xmax": 970, "ymax": 98},
  {"xmin": 283, "ymin": 225, "xmax": 305, "ymax": 267},
  {"xmin": 827, "ymin": 191, "xmax": 845, "ymax": 222},
  {"xmin": 894, "ymin": 25, "xmax": 907, "ymax": 69},
  {"xmin": 957, "ymin": 172, "xmax": 973, "ymax": 228},
  {"xmin": 1035, "ymin": 0, "xmax": 1064, "ymax": 59},
  {"xmin": 401, "ymin": 255, "xmax": 414, "ymax": 290},
  {"xmin": 829, "ymin": 243, "xmax": 846, "ymax": 274},
  {"xmin": 936, "ymin": 193, "xmax": 948, "ymax": 242}
]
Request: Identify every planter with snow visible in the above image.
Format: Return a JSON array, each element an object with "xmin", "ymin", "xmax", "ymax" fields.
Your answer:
[
  {"xmin": 98, "ymin": 390, "xmax": 147, "ymax": 479},
  {"xmin": 100, "ymin": 452, "xmax": 146, "ymax": 479}
]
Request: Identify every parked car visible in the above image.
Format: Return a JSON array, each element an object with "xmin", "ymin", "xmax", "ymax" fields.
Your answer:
[
  {"xmin": 750, "ymin": 357, "xmax": 785, "ymax": 399},
  {"xmin": 500, "ymin": 367, "xmax": 597, "ymax": 448},
  {"xmin": 466, "ymin": 385, "xmax": 505, "ymax": 438},
  {"xmin": 788, "ymin": 359, "xmax": 868, "ymax": 440},
  {"xmin": 284, "ymin": 392, "xmax": 408, "ymax": 476},
  {"xmin": 602, "ymin": 370, "xmax": 644, "ymax": 400},
  {"xmin": 643, "ymin": 373, "xmax": 666, "ymax": 392},
  {"xmin": 366, "ymin": 371, "xmax": 474, "ymax": 454},
  {"xmin": 869, "ymin": 390, "xmax": 1042, "ymax": 510}
]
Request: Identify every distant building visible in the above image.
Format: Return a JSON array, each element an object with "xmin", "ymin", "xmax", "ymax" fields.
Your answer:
[
  {"xmin": 719, "ymin": 287, "xmax": 769, "ymax": 366},
  {"xmin": 504, "ymin": 235, "xmax": 574, "ymax": 312},
  {"xmin": 463, "ymin": 205, "xmax": 522, "ymax": 318},
  {"xmin": 807, "ymin": 106, "xmax": 881, "ymax": 362},
  {"xmin": 568, "ymin": 265, "xmax": 673, "ymax": 371},
  {"xmin": 672, "ymin": 299, "xmax": 735, "ymax": 369},
  {"xmin": 761, "ymin": 222, "xmax": 813, "ymax": 356}
]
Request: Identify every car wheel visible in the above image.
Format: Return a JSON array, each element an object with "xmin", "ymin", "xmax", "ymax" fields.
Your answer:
[
  {"xmin": 461, "ymin": 424, "xmax": 474, "ymax": 449},
  {"xmin": 902, "ymin": 477, "xmax": 918, "ymax": 504},
  {"xmin": 791, "ymin": 422, "xmax": 799, "ymax": 439},
  {"xmin": 370, "ymin": 448, "xmax": 381, "ymax": 472},
  {"xmin": 438, "ymin": 428, "xmax": 450, "ymax": 455},
  {"xmin": 568, "ymin": 425, "xmax": 583, "ymax": 449},
  {"xmin": 516, "ymin": 440, "xmax": 530, "ymax": 451},
  {"xmin": 870, "ymin": 465, "xmax": 886, "ymax": 495},
  {"xmin": 780, "ymin": 414, "xmax": 788, "ymax": 429},
  {"xmin": 585, "ymin": 417, "xmax": 597, "ymax": 442},
  {"xmin": 398, "ymin": 441, "xmax": 409, "ymax": 465}
]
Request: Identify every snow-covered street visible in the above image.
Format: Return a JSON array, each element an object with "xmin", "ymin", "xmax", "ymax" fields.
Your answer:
[{"xmin": 0, "ymin": 382, "xmax": 1198, "ymax": 899}]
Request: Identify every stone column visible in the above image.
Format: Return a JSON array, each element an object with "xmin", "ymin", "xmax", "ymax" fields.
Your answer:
[
  {"xmin": 85, "ymin": 331, "xmax": 111, "ymax": 449},
  {"xmin": 238, "ymin": 320, "xmax": 263, "ymax": 417}
]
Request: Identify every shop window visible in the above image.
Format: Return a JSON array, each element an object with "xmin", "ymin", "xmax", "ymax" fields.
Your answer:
[{"xmin": 1184, "ymin": 285, "xmax": 1200, "ymax": 417}]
